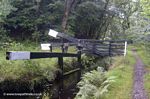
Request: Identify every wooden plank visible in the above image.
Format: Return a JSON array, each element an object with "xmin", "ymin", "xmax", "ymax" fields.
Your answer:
[
  {"xmin": 63, "ymin": 68, "xmax": 80, "ymax": 76},
  {"xmin": 111, "ymin": 52, "xmax": 124, "ymax": 55},
  {"xmin": 50, "ymin": 43, "xmax": 76, "ymax": 47},
  {"xmin": 111, "ymin": 44, "xmax": 125, "ymax": 46},
  {"xmin": 6, "ymin": 51, "xmax": 30, "ymax": 60},
  {"xmin": 96, "ymin": 44, "xmax": 109, "ymax": 47},
  {"xmin": 30, "ymin": 52, "xmax": 80, "ymax": 59},
  {"xmin": 96, "ymin": 46, "xmax": 109, "ymax": 49},
  {"xmin": 81, "ymin": 50, "xmax": 109, "ymax": 56},
  {"xmin": 96, "ymin": 44, "xmax": 110, "ymax": 46},
  {"xmin": 78, "ymin": 39, "xmax": 128, "ymax": 43},
  {"xmin": 6, "ymin": 52, "xmax": 80, "ymax": 60},
  {"xmin": 111, "ymin": 46, "xmax": 124, "ymax": 48},
  {"xmin": 110, "ymin": 49, "xmax": 124, "ymax": 53}
]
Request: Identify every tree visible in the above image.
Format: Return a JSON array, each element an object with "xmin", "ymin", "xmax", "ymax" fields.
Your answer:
[
  {"xmin": 0, "ymin": 0, "xmax": 16, "ymax": 42},
  {"xmin": 0, "ymin": 0, "xmax": 16, "ymax": 22},
  {"xmin": 4, "ymin": 0, "xmax": 64, "ymax": 41},
  {"xmin": 141, "ymin": 0, "xmax": 150, "ymax": 18},
  {"xmin": 61, "ymin": 0, "xmax": 78, "ymax": 32},
  {"xmin": 104, "ymin": 0, "xmax": 140, "ymax": 40},
  {"xmin": 70, "ymin": 0, "xmax": 135, "ymax": 39},
  {"xmin": 70, "ymin": 0, "xmax": 110, "ymax": 39}
]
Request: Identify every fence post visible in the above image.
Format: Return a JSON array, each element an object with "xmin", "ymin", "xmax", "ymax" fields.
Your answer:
[
  {"xmin": 77, "ymin": 40, "xmax": 83, "ymax": 52},
  {"xmin": 92, "ymin": 43, "xmax": 96, "ymax": 54},
  {"xmin": 109, "ymin": 41, "xmax": 112, "ymax": 56},
  {"xmin": 50, "ymin": 45, "xmax": 52, "ymax": 52},
  {"xmin": 61, "ymin": 44, "xmax": 65, "ymax": 53},
  {"xmin": 124, "ymin": 41, "xmax": 127, "ymax": 56},
  {"xmin": 64, "ymin": 43, "xmax": 69, "ymax": 53},
  {"xmin": 77, "ymin": 51, "xmax": 82, "ymax": 82},
  {"xmin": 58, "ymin": 56, "xmax": 64, "ymax": 97}
]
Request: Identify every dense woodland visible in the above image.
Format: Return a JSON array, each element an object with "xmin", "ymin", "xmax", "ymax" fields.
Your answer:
[
  {"xmin": 0, "ymin": 0, "xmax": 150, "ymax": 99},
  {"xmin": 0, "ymin": 0, "xmax": 149, "ymax": 42}
]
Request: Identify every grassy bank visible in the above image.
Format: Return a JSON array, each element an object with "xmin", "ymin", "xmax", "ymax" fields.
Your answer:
[
  {"xmin": 0, "ymin": 42, "xmax": 58, "ymax": 81},
  {"xmin": 0, "ymin": 41, "xmax": 79, "ymax": 95},
  {"xmin": 103, "ymin": 47, "xmax": 136, "ymax": 99}
]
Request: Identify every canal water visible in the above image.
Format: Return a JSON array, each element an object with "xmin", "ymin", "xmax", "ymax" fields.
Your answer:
[{"xmin": 0, "ymin": 71, "xmax": 80, "ymax": 99}]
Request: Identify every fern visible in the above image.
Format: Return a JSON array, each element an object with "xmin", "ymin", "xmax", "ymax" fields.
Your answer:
[{"xmin": 75, "ymin": 68, "xmax": 115, "ymax": 99}]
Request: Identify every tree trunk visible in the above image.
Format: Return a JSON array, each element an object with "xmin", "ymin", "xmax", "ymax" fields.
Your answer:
[
  {"xmin": 96, "ymin": 0, "xmax": 110, "ymax": 39},
  {"xmin": 62, "ymin": 0, "xmax": 77, "ymax": 32}
]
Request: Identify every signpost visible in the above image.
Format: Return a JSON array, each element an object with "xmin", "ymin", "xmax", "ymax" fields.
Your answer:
[{"xmin": 41, "ymin": 44, "xmax": 51, "ymax": 51}]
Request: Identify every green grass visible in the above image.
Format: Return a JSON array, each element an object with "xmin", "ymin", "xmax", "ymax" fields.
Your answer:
[
  {"xmin": 144, "ymin": 74, "xmax": 150, "ymax": 97},
  {"xmin": 0, "ymin": 41, "xmax": 78, "ymax": 81},
  {"xmin": 0, "ymin": 42, "xmax": 57, "ymax": 82},
  {"xmin": 103, "ymin": 47, "xmax": 136, "ymax": 99}
]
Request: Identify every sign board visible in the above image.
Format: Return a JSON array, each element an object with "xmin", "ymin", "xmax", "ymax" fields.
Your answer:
[
  {"xmin": 48, "ymin": 29, "xmax": 58, "ymax": 38},
  {"xmin": 7, "ymin": 51, "xmax": 30, "ymax": 60},
  {"xmin": 41, "ymin": 44, "xmax": 51, "ymax": 50}
]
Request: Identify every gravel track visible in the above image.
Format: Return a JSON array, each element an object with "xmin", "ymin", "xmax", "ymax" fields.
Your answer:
[{"xmin": 132, "ymin": 50, "xmax": 148, "ymax": 99}]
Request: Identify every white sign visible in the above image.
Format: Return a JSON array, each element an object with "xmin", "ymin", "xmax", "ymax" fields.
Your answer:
[
  {"xmin": 48, "ymin": 29, "xmax": 58, "ymax": 38},
  {"xmin": 41, "ymin": 44, "xmax": 51, "ymax": 50},
  {"xmin": 9, "ymin": 51, "xmax": 30, "ymax": 60}
]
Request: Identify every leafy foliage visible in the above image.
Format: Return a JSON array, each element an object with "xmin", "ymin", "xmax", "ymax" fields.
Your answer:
[
  {"xmin": 71, "ymin": 1, "xmax": 106, "ymax": 39},
  {"xmin": 0, "ymin": 0, "xmax": 141, "ymax": 42},
  {"xmin": 75, "ymin": 69, "xmax": 115, "ymax": 99},
  {"xmin": 3, "ymin": 0, "xmax": 64, "ymax": 41},
  {"xmin": 0, "ymin": 0, "xmax": 16, "ymax": 42},
  {"xmin": 141, "ymin": 0, "xmax": 150, "ymax": 18},
  {"xmin": 0, "ymin": 0, "xmax": 16, "ymax": 22}
]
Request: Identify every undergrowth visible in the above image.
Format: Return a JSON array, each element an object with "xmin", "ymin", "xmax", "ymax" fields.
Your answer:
[
  {"xmin": 75, "ymin": 69, "xmax": 115, "ymax": 99},
  {"xmin": 75, "ymin": 46, "xmax": 136, "ymax": 99}
]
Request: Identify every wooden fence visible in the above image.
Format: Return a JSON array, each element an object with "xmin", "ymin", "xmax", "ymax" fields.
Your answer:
[{"xmin": 42, "ymin": 39, "xmax": 128, "ymax": 56}]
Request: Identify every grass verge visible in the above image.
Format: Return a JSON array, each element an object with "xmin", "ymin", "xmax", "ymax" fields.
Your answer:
[{"xmin": 103, "ymin": 47, "xmax": 136, "ymax": 99}]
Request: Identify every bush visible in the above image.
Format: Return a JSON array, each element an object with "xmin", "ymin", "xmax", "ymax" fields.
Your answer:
[{"xmin": 81, "ymin": 54, "xmax": 112, "ymax": 71}]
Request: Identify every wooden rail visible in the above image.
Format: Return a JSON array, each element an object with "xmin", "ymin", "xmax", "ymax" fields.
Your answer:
[{"xmin": 42, "ymin": 39, "xmax": 128, "ymax": 56}]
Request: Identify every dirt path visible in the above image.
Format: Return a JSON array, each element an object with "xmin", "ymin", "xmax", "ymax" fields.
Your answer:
[{"xmin": 132, "ymin": 50, "xmax": 148, "ymax": 99}]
